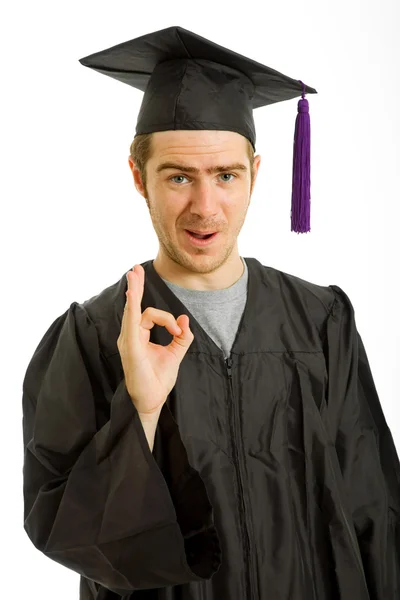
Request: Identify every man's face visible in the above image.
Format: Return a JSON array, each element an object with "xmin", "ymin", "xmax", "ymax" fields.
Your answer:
[{"xmin": 129, "ymin": 129, "xmax": 261, "ymax": 276}]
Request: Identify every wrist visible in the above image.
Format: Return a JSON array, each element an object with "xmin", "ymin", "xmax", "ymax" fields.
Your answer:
[{"xmin": 138, "ymin": 407, "xmax": 162, "ymax": 422}]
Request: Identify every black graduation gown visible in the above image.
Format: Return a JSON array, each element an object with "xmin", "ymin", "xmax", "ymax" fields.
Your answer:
[{"xmin": 22, "ymin": 257, "xmax": 400, "ymax": 599}]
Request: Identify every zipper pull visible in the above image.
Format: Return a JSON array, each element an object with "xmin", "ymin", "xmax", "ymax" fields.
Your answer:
[{"xmin": 225, "ymin": 357, "xmax": 233, "ymax": 378}]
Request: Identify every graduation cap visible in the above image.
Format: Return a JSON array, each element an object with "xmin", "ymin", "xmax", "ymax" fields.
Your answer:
[{"xmin": 79, "ymin": 26, "xmax": 317, "ymax": 233}]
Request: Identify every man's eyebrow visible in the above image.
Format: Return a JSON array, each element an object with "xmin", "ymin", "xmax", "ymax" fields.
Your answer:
[{"xmin": 156, "ymin": 162, "xmax": 248, "ymax": 175}]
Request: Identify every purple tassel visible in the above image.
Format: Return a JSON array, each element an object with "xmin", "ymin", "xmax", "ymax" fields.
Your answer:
[{"xmin": 291, "ymin": 81, "xmax": 311, "ymax": 233}]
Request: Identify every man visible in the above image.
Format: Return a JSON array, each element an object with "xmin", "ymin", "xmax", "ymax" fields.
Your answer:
[{"xmin": 22, "ymin": 26, "xmax": 400, "ymax": 599}]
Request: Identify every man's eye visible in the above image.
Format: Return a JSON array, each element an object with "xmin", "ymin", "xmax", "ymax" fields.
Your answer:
[
  {"xmin": 220, "ymin": 173, "xmax": 235, "ymax": 182},
  {"xmin": 170, "ymin": 175, "xmax": 189, "ymax": 184},
  {"xmin": 170, "ymin": 173, "xmax": 236, "ymax": 184}
]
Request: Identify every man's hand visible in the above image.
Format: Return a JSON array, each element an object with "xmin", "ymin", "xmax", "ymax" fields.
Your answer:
[{"xmin": 117, "ymin": 264, "xmax": 194, "ymax": 417}]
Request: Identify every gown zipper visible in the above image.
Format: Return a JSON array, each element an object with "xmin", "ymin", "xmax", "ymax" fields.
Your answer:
[{"xmin": 225, "ymin": 357, "xmax": 257, "ymax": 600}]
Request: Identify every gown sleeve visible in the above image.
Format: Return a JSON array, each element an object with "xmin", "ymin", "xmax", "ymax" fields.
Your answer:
[
  {"xmin": 324, "ymin": 285, "xmax": 400, "ymax": 598},
  {"xmin": 22, "ymin": 302, "xmax": 221, "ymax": 595}
]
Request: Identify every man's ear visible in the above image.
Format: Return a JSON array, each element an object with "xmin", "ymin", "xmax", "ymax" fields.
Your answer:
[
  {"xmin": 128, "ymin": 156, "xmax": 146, "ymax": 197},
  {"xmin": 250, "ymin": 154, "xmax": 261, "ymax": 194}
]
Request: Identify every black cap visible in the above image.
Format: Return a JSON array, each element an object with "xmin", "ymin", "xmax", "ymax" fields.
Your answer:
[
  {"xmin": 79, "ymin": 25, "xmax": 317, "ymax": 152},
  {"xmin": 79, "ymin": 26, "xmax": 317, "ymax": 233}
]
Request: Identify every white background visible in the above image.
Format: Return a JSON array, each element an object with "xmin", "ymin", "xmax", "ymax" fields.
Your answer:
[{"xmin": 1, "ymin": 0, "xmax": 399, "ymax": 598}]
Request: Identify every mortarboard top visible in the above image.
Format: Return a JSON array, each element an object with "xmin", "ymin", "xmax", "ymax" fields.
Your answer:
[{"xmin": 79, "ymin": 26, "xmax": 317, "ymax": 233}]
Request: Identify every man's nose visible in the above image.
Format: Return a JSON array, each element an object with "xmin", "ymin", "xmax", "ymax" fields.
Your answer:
[{"xmin": 188, "ymin": 179, "xmax": 220, "ymax": 214}]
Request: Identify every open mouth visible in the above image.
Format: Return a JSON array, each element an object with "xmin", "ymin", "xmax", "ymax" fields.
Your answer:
[
  {"xmin": 187, "ymin": 231, "xmax": 215, "ymax": 239},
  {"xmin": 184, "ymin": 230, "xmax": 219, "ymax": 245}
]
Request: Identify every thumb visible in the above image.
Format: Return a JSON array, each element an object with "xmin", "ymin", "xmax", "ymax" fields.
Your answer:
[
  {"xmin": 168, "ymin": 314, "xmax": 193, "ymax": 352},
  {"xmin": 176, "ymin": 314, "xmax": 192, "ymax": 338},
  {"xmin": 177, "ymin": 314, "xmax": 188, "ymax": 329}
]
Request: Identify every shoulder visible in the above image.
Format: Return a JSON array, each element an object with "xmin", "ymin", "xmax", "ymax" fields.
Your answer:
[
  {"xmin": 73, "ymin": 271, "xmax": 128, "ymax": 358},
  {"xmin": 260, "ymin": 263, "xmax": 346, "ymax": 333},
  {"xmin": 262, "ymin": 263, "xmax": 336, "ymax": 307}
]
